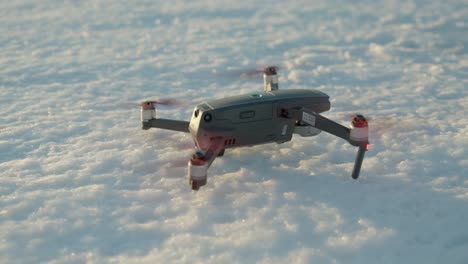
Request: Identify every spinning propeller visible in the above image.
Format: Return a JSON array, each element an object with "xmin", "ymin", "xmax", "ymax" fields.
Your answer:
[
  {"xmin": 232, "ymin": 65, "xmax": 282, "ymax": 91},
  {"xmin": 122, "ymin": 98, "xmax": 185, "ymax": 110},
  {"xmin": 241, "ymin": 66, "xmax": 281, "ymax": 77},
  {"xmin": 139, "ymin": 98, "xmax": 182, "ymax": 108},
  {"xmin": 222, "ymin": 65, "xmax": 282, "ymax": 79}
]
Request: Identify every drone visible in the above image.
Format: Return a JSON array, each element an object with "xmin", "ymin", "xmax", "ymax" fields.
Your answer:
[{"xmin": 140, "ymin": 66, "xmax": 369, "ymax": 190}]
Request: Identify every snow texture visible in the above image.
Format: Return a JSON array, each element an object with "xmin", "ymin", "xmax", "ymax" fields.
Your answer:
[{"xmin": 1, "ymin": 0, "xmax": 467, "ymax": 263}]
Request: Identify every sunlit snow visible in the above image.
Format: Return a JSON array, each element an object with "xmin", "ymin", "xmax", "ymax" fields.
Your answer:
[{"xmin": 1, "ymin": 0, "xmax": 467, "ymax": 263}]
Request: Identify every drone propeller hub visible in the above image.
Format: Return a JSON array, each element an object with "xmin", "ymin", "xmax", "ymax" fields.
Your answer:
[
  {"xmin": 351, "ymin": 114, "xmax": 369, "ymax": 128},
  {"xmin": 140, "ymin": 101, "xmax": 157, "ymax": 110},
  {"xmin": 264, "ymin": 66, "xmax": 278, "ymax": 75}
]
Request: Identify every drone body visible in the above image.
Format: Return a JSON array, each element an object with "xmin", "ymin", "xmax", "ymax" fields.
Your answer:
[
  {"xmin": 189, "ymin": 89, "xmax": 330, "ymax": 150},
  {"xmin": 140, "ymin": 67, "xmax": 369, "ymax": 190}
]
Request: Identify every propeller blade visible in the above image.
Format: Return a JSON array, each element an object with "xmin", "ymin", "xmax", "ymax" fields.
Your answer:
[
  {"xmin": 342, "ymin": 113, "xmax": 430, "ymax": 147},
  {"xmin": 224, "ymin": 65, "xmax": 282, "ymax": 79},
  {"xmin": 137, "ymin": 98, "xmax": 187, "ymax": 107},
  {"xmin": 244, "ymin": 66, "xmax": 280, "ymax": 76}
]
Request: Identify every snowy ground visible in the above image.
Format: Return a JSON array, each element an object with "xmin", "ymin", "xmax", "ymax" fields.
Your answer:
[{"xmin": 1, "ymin": 0, "xmax": 467, "ymax": 263}]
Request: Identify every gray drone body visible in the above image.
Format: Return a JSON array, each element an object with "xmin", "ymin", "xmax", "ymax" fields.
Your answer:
[
  {"xmin": 190, "ymin": 89, "xmax": 330, "ymax": 150},
  {"xmin": 140, "ymin": 67, "xmax": 369, "ymax": 190}
]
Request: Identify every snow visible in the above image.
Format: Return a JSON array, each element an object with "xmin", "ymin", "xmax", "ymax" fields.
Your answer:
[{"xmin": 1, "ymin": 0, "xmax": 467, "ymax": 263}]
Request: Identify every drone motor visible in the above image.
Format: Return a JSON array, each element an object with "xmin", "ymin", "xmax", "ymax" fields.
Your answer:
[
  {"xmin": 188, "ymin": 149, "xmax": 209, "ymax": 190},
  {"xmin": 263, "ymin": 66, "xmax": 279, "ymax": 92},
  {"xmin": 140, "ymin": 101, "xmax": 156, "ymax": 123},
  {"xmin": 349, "ymin": 114, "xmax": 369, "ymax": 143}
]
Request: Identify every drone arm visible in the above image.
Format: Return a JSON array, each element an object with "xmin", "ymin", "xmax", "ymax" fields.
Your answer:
[
  {"xmin": 294, "ymin": 108, "xmax": 369, "ymax": 179},
  {"xmin": 296, "ymin": 109, "xmax": 351, "ymax": 141},
  {"xmin": 142, "ymin": 119, "xmax": 190, "ymax": 133},
  {"xmin": 140, "ymin": 102, "xmax": 189, "ymax": 133}
]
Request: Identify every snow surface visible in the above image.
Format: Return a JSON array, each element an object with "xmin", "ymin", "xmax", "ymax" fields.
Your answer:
[{"xmin": 1, "ymin": 0, "xmax": 467, "ymax": 263}]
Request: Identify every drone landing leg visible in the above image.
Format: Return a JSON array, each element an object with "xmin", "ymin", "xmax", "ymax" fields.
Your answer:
[
  {"xmin": 351, "ymin": 145, "xmax": 367, "ymax": 179},
  {"xmin": 291, "ymin": 108, "xmax": 369, "ymax": 179}
]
